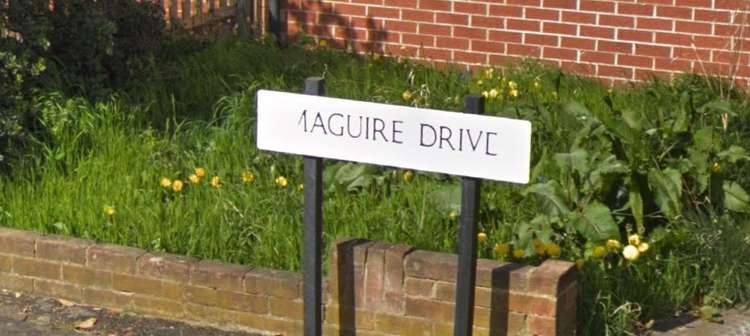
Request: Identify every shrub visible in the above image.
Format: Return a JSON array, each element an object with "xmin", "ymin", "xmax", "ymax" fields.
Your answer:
[
  {"xmin": 0, "ymin": 0, "xmax": 51, "ymax": 166},
  {"xmin": 47, "ymin": 0, "xmax": 166, "ymax": 95},
  {"xmin": 0, "ymin": 0, "xmax": 167, "ymax": 167}
]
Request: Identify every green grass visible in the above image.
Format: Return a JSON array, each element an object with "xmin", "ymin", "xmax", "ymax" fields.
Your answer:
[{"xmin": 1, "ymin": 38, "xmax": 750, "ymax": 335}]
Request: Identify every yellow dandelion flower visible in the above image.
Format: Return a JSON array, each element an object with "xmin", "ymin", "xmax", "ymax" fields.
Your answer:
[
  {"xmin": 477, "ymin": 232, "xmax": 488, "ymax": 243},
  {"xmin": 476, "ymin": 79, "xmax": 484, "ymax": 86},
  {"xmin": 195, "ymin": 167, "xmax": 206, "ymax": 178},
  {"xmin": 512, "ymin": 249, "xmax": 526, "ymax": 259},
  {"xmin": 489, "ymin": 88, "xmax": 499, "ymax": 99},
  {"xmin": 297, "ymin": 183, "xmax": 304, "ymax": 192},
  {"xmin": 606, "ymin": 239, "xmax": 621, "ymax": 251},
  {"xmin": 484, "ymin": 68, "xmax": 494, "ymax": 80},
  {"xmin": 448, "ymin": 210, "xmax": 458, "ymax": 221},
  {"xmin": 533, "ymin": 80, "xmax": 541, "ymax": 90},
  {"xmin": 403, "ymin": 170, "xmax": 414, "ymax": 183},
  {"xmin": 593, "ymin": 245, "xmax": 606, "ymax": 258},
  {"xmin": 628, "ymin": 234, "xmax": 641, "ymax": 246},
  {"xmin": 188, "ymin": 174, "xmax": 200, "ymax": 184},
  {"xmin": 319, "ymin": 39, "xmax": 328, "ymax": 47},
  {"xmin": 482, "ymin": 90, "xmax": 489, "ymax": 98},
  {"xmin": 637, "ymin": 242, "xmax": 649, "ymax": 253},
  {"xmin": 275, "ymin": 176, "xmax": 288, "ymax": 188},
  {"xmin": 546, "ymin": 243, "xmax": 561, "ymax": 258},
  {"xmin": 623, "ymin": 245, "xmax": 640, "ymax": 261},
  {"xmin": 509, "ymin": 89, "xmax": 519, "ymax": 98},
  {"xmin": 160, "ymin": 177, "xmax": 171, "ymax": 188},
  {"xmin": 494, "ymin": 243, "xmax": 509, "ymax": 256},
  {"xmin": 242, "ymin": 170, "xmax": 255, "ymax": 184},
  {"xmin": 508, "ymin": 80, "xmax": 518, "ymax": 90},
  {"xmin": 711, "ymin": 162, "xmax": 721, "ymax": 173},
  {"xmin": 172, "ymin": 180, "xmax": 184, "ymax": 193},
  {"xmin": 575, "ymin": 259, "xmax": 585, "ymax": 269},
  {"xmin": 210, "ymin": 176, "xmax": 221, "ymax": 188},
  {"xmin": 532, "ymin": 239, "xmax": 546, "ymax": 256},
  {"xmin": 103, "ymin": 205, "xmax": 115, "ymax": 217},
  {"xmin": 402, "ymin": 90, "xmax": 413, "ymax": 102}
]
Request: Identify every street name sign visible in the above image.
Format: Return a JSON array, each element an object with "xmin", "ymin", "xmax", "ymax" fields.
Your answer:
[
  {"xmin": 256, "ymin": 79, "xmax": 532, "ymax": 336},
  {"xmin": 256, "ymin": 89, "xmax": 532, "ymax": 184}
]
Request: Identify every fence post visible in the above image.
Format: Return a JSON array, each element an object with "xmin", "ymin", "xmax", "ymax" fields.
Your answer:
[
  {"xmin": 170, "ymin": 0, "xmax": 178, "ymax": 23},
  {"xmin": 182, "ymin": 0, "xmax": 192, "ymax": 27},
  {"xmin": 236, "ymin": 0, "xmax": 250, "ymax": 38},
  {"xmin": 268, "ymin": 0, "xmax": 281, "ymax": 41}
]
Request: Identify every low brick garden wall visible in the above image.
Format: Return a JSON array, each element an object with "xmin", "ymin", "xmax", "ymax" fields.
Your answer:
[{"xmin": 0, "ymin": 227, "xmax": 576, "ymax": 335}]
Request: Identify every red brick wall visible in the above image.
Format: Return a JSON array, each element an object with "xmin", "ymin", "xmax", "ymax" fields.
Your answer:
[
  {"xmin": 284, "ymin": 0, "xmax": 750, "ymax": 85},
  {"xmin": 0, "ymin": 228, "xmax": 576, "ymax": 335}
]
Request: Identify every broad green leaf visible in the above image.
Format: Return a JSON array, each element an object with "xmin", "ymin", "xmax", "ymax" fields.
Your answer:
[
  {"xmin": 718, "ymin": 145, "xmax": 750, "ymax": 163},
  {"xmin": 648, "ymin": 168, "xmax": 683, "ymax": 220},
  {"xmin": 687, "ymin": 148, "xmax": 709, "ymax": 193},
  {"xmin": 332, "ymin": 163, "xmax": 379, "ymax": 192},
  {"xmin": 529, "ymin": 215, "xmax": 554, "ymax": 239},
  {"xmin": 516, "ymin": 222, "xmax": 533, "ymax": 248},
  {"xmin": 554, "ymin": 150, "xmax": 589, "ymax": 174},
  {"xmin": 724, "ymin": 182, "xmax": 750, "ymax": 213},
  {"xmin": 591, "ymin": 155, "xmax": 628, "ymax": 175},
  {"xmin": 699, "ymin": 99, "xmax": 734, "ymax": 116},
  {"xmin": 674, "ymin": 91, "xmax": 691, "ymax": 133},
  {"xmin": 693, "ymin": 127, "xmax": 715, "ymax": 152},
  {"xmin": 629, "ymin": 190, "xmax": 644, "ymax": 235},
  {"xmin": 598, "ymin": 112, "xmax": 636, "ymax": 144},
  {"xmin": 571, "ymin": 202, "xmax": 619, "ymax": 242},
  {"xmin": 563, "ymin": 101, "xmax": 593, "ymax": 119},
  {"xmin": 589, "ymin": 156, "xmax": 627, "ymax": 194},
  {"xmin": 530, "ymin": 148, "xmax": 550, "ymax": 182},
  {"xmin": 687, "ymin": 147, "xmax": 709, "ymax": 173},
  {"xmin": 622, "ymin": 108, "xmax": 643, "ymax": 130},
  {"xmin": 523, "ymin": 181, "xmax": 571, "ymax": 215}
]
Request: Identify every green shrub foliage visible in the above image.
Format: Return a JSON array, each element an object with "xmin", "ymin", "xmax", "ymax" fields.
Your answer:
[
  {"xmin": 0, "ymin": 0, "xmax": 51, "ymax": 165},
  {"xmin": 48, "ymin": 0, "xmax": 166, "ymax": 94},
  {"xmin": 0, "ymin": 0, "xmax": 166, "ymax": 166}
]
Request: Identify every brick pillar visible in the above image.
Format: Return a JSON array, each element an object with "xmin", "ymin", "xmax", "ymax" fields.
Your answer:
[{"xmin": 327, "ymin": 239, "xmax": 578, "ymax": 336}]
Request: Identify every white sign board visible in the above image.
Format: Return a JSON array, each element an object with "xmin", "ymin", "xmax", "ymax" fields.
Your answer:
[{"xmin": 256, "ymin": 90, "xmax": 532, "ymax": 184}]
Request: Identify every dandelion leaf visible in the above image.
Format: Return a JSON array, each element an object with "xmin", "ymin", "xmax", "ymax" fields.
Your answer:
[
  {"xmin": 571, "ymin": 201, "xmax": 619, "ymax": 242},
  {"xmin": 718, "ymin": 145, "xmax": 750, "ymax": 163},
  {"xmin": 523, "ymin": 180, "xmax": 571, "ymax": 215},
  {"xmin": 629, "ymin": 190, "xmax": 644, "ymax": 234},
  {"xmin": 723, "ymin": 182, "xmax": 750, "ymax": 213},
  {"xmin": 648, "ymin": 168, "xmax": 682, "ymax": 220}
]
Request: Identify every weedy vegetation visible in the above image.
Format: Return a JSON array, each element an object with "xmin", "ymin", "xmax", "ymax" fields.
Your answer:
[{"xmin": 2, "ymin": 6, "xmax": 750, "ymax": 334}]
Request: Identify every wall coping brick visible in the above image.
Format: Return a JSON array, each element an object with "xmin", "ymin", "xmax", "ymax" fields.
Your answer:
[{"xmin": 0, "ymin": 227, "xmax": 577, "ymax": 335}]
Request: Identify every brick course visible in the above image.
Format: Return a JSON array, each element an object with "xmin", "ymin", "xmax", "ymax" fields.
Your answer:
[
  {"xmin": 283, "ymin": 0, "xmax": 750, "ymax": 86},
  {"xmin": 0, "ymin": 227, "xmax": 576, "ymax": 335}
]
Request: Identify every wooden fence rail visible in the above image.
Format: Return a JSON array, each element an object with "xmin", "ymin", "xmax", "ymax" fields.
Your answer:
[{"xmin": 156, "ymin": 0, "xmax": 263, "ymax": 35}]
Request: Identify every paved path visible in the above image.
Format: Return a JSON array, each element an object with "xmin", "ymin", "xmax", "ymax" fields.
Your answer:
[
  {"xmin": 651, "ymin": 308, "xmax": 750, "ymax": 336},
  {"xmin": 0, "ymin": 289, "xmax": 261, "ymax": 336}
]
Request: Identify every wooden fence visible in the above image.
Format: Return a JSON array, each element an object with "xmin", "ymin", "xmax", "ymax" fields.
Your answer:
[{"xmin": 155, "ymin": 0, "xmax": 264, "ymax": 35}]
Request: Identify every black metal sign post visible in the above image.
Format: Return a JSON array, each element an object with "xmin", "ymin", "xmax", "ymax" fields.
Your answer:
[
  {"xmin": 453, "ymin": 96, "xmax": 484, "ymax": 336},
  {"xmin": 303, "ymin": 77, "xmax": 325, "ymax": 336},
  {"xmin": 296, "ymin": 79, "xmax": 486, "ymax": 336}
]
